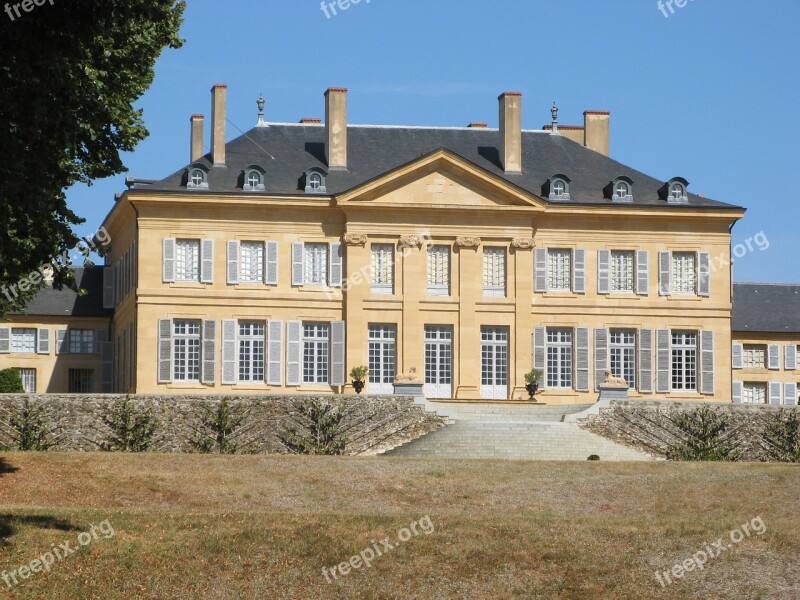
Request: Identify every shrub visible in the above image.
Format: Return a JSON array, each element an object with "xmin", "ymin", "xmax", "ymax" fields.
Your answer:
[
  {"xmin": 349, "ymin": 365, "xmax": 368, "ymax": 381},
  {"xmin": 524, "ymin": 369, "xmax": 544, "ymax": 385},
  {"xmin": 0, "ymin": 369, "xmax": 25, "ymax": 393},
  {"xmin": 101, "ymin": 396, "xmax": 159, "ymax": 452},
  {"xmin": 189, "ymin": 398, "xmax": 260, "ymax": 454},
  {"xmin": 587, "ymin": 454, "xmax": 600, "ymax": 461},
  {"xmin": 666, "ymin": 405, "xmax": 740, "ymax": 461},
  {"xmin": 280, "ymin": 398, "xmax": 346, "ymax": 455},
  {"xmin": 8, "ymin": 399, "xmax": 54, "ymax": 451},
  {"xmin": 761, "ymin": 409, "xmax": 800, "ymax": 463}
]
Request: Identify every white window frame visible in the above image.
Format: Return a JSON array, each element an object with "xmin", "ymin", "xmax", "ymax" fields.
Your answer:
[
  {"xmin": 68, "ymin": 329, "xmax": 95, "ymax": 354},
  {"xmin": 671, "ymin": 252, "xmax": 696, "ymax": 295},
  {"xmin": 303, "ymin": 323, "xmax": 330, "ymax": 384},
  {"xmin": 175, "ymin": 239, "xmax": 201, "ymax": 282},
  {"xmin": 239, "ymin": 241, "xmax": 265, "ymax": 284},
  {"xmin": 610, "ymin": 250, "xmax": 635, "ymax": 293},
  {"xmin": 370, "ymin": 244, "xmax": 394, "ymax": 294},
  {"xmin": 304, "ymin": 243, "xmax": 328, "ymax": 286},
  {"xmin": 427, "ymin": 245, "xmax": 450, "ymax": 296},
  {"xmin": 742, "ymin": 344, "xmax": 766, "ymax": 369},
  {"xmin": 368, "ymin": 324, "xmax": 396, "ymax": 394},
  {"xmin": 173, "ymin": 320, "xmax": 201, "ymax": 382},
  {"xmin": 483, "ymin": 247, "xmax": 506, "ymax": 297},
  {"xmin": 480, "ymin": 326, "xmax": 509, "ymax": 399},
  {"xmin": 671, "ymin": 331, "xmax": 698, "ymax": 391},
  {"xmin": 547, "ymin": 328, "xmax": 573, "ymax": 389},
  {"xmin": 11, "ymin": 328, "xmax": 36, "ymax": 353},
  {"xmin": 546, "ymin": 249, "xmax": 572, "ymax": 292},
  {"xmin": 15, "ymin": 368, "xmax": 36, "ymax": 393},
  {"xmin": 238, "ymin": 321, "xmax": 266, "ymax": 382},
  {"xmin": 609, "ymin": 329, "xmax": 636, "ymax": 390},
  {"xmin": 424, "ymin": 326, "xmax": 453, "ymax": 399},
  {"xmin": 743, "ymin": 382, "xmax": 767, "ymax": 404}
]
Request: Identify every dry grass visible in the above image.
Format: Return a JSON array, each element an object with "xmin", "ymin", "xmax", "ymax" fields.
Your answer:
[{"xmin": 0, "ymin": 453, "xmax": 798, "ymax": 599}]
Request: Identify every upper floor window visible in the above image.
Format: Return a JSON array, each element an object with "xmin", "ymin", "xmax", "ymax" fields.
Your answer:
[
  {"xmin": 240, "ymin": 241, "xmax": 264, "ymax": 283},
  {"xmin": 483, "ymin": 247, "xmax": 506, "ymax": 297},
  {"xmin": 660, "ymin": 177, "xmax": 689, "ymax": 204},
  {"xmin": 545, "ymin": 174, "xmax": 571, "ymax": 201},
  {"xmin": 606, "ymin": 176, "xmax": 633, "ymax": 202},
  {"xmin": 370, "ymin": 244, "xmax": 394, "ymax": 294},
  {"xmin": 11, "ymin": 328, "xmax": 36, "ymax": 353},
  {"xmin": 615, "ymin": 181, "xmax": 630, "ymax": 199},
  {"xmin": 743, "ymin": 344, "xmax": 766, "ymax": 369},
  {"xmin": 176, "ymin": 239, "xmax": 201, "ymax": 282},
  {"xmin": 671, "ymin": 252, "xmax": 696, "ymax": 294},
  {"xmin": 305, "ymin": 168, "xmax": 327, "ymax": 193},
  {"xmin": 242, "ymin": 166, "xmax": 266, "ymax": 191},
  {"xmin": 304, "ymin": 243, "xmax": 328, "ymax": 285},
  {"xmin": 547, "ymin": 249, "xmax": 572, "ymax": 291},
  {"xmin": 68, "ymin": 330, "xmax": 95, "ymax": 354},
  {"xmin": 427, "ymin": 245, "xmax": 450, "ymax": 296},
  {"xmin": 610, "ymin": 251, "xmax": 635, "ymax": 293},
  {"xmin": 186, "ymin": 166, "xmax": 209, "ymax": 189}
]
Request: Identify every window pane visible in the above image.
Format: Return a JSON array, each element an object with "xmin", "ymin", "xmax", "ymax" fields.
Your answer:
[
  {"xmin": 15, "ymin": 368, "xmax": 36, "ymax": 393},
  {"xmin": 370, "ymin": 244, "xmax": 394, "ymax": 291},
  {"xmin": 176, "ymin": 240, "xmax": 200, "ymax": 281},
  {"xmin": 546, "ymin": 328, "xmax": 573, "ymax": 388},
  {"xmin": 303, "ymin": 323, "xmax": 329, "ymax": 383},
  {"xmin": 304, "ymin": 243, "xmax": 328, "ymax": 285},
  {"xmin": 671, "ymin": 252, "xmax": 696, "ymax": 294},
  {"xmin": 742, "ymin": 345, "xmax": 766, "ymax": 369},
  {"xmin": 547, "ymin": 249, "xmax": 571, "ymax": 291},
  {"xmin": 743, "ymin": 383, "xmax": 767, "ymax": 404},
  {"xmin": 609, "ymin": 329, "xmax": 636, "ymax": 389},
  {"xmin": 483, "ymin": 247, "xmax": 506, "ymax": 295},
  {"xmin": 671, "ymin": 331, "xmax": 697, "ymax": 391},
  {"xmin": 610, "ymin": 251, "xmax": 634, "ymax": 293},
  {"xmin": 11, "ymin": 329, "xmax": 36, "ymax": 353},
  {"xmin": 173, "ymin": 320, "xmax": 201, "ymax": 381},
  {"xmin": 238, "ymin": 321, "xmax": 265, "ymax": 382},
  {"xmin": 368, "ymin": 324, "xmax": 396, "ymax": 384},
  {"xmin": 425, "ymin": 326, "xmax": 452, "ymax": 385},
  {"xmin": 427, "ymin": 246, "xmax": 450, "ymax": 293}
]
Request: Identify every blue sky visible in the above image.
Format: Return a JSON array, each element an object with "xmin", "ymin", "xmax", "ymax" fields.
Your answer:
[{"xmin": 72, "ymin": 0, "xmax": 799, "ymax": 282}]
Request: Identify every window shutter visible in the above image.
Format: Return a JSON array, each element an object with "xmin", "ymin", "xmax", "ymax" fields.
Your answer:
[
  {"xmin": 597, "ymin": 250, "xmax": 610, "ymax": 295},
  {"xmin": 697, "ymin": 252, "xmax": 711, "ymax": 297},
  {"xmin": 37, "ymin": 328, "xmax": 50, "ymax": 355},
  {"xmin": 103, "ymin": 265, "xmax": 116, "ymax": 309},
  {"xmin": 533, "ymin": 327, "xmax": 546, "ymax": 387},
  {"xmin": 767, "ymin": 344, "xmax": 780, "ymax": 370},
  {"xmin": 594, "ymin": 328, "xmax": 609, "ymax": 390},
  {"xmin": 162, "ymin": 238, "xmax": 175, "ymax": 283},
  {"xmin": 267, "ymin": 320, "xmax": 283, "ymax": 385},
  {"xmin": 575, "ymin": 327, "xmax": 590, "ymax": 391},
  {"xmin": 201, "ymin": 320, "xmax": 217, "ymax": 384},
  {"xmin": 572, "ymin": 249, "xmax": 586, "ymax": 294},
  {"xmin": 201, "ymin": 239, "xmax": 214, "ymax": 283},
  {"xmin": 291, "ymin": 242, "xmax": 304, "ymax": 286},
  {"xmin": 785, "ymin": 344, "xmax": 798, "ymax": 371},
  {"xmin": 96, "ymin": 329, "xmax": 108, "ymax": 354},
  {"xmin": 227, "ymin": 240, "xmax": 240, "ymax": 285},
  {"xmin": 732, "ymin": 381, "xmax": 743, "ymax": 404},
  {"xmin": 534, "ymin": 248, "xmax": 547, "ymax": 292},
  {"xmin": 700, "ymin": 330, "xmax": 715, "ymax": 394},
  {"xmin": 731, "ymin": 343, "xmax": 743, "ymax": 369},
  {"xmin": 656, "ymin": 329, "xmax": 670, "ymax": 393},
  {"xmin": 56, "ymin": 329, "xmax": 68, "ymax": 355},
  {"xmin": 158, "ymin": 319, "xmax": 172, "ymax": 383},
  {"xmin": 638, "ymin": 329, "xmax": 653, "ymax": 394},
  {"xmin": 266, "ymin": 241, "xmax": 279, "ymax": 285},
  {"xmin": 329, "ymin": 243, "xmax": 343, "ymax": 288},
  {"xmin": 286, "ymin": 321, "xmax": 302, "ymax": 385},
  {"xmin": 769, "ymin": 381, "xmax": 782, "ymax": 405},
  {"xmin": 331, "ymin": 320, "xmax": 346, "ymax": 386},
  {"xmin": 658, "ymin": 251, "xmax": 671, "ymax": 296},
  {"xmin": 0, "ymin": 327, "xmax": 10, "ymax": 353},
  {"xmin": 221, "ymin": 319, "xmax": 237, "ymax": 385},
  {"xmin": 101, "ymin": 342, "xmax": 114, "ymax": 393},
  {"xmin": 636, "ymin": 250, "xmax": 649, "ymax": 296},
  {"xmin": 784, "ymin": 382, "xmax": 798, "ymax": 406}
]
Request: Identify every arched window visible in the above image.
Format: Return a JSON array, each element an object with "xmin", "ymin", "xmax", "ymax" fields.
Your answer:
[{"xmin": 304, "ymin": 168, "xmax": 327, "ymax": 193}]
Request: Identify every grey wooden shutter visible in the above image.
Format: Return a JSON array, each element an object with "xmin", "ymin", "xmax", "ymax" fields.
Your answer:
[
  {"xmin": 96, "ymin": 328, "xmax": 108, "ymax": 354},
  {"xmin": 731, "ymin": 343, "xmax": 743, "ymax": 369},
  {"xmin": 158, "ymin": 319, "xmax": 172, "ymax": 383},
  {"xmin": 636, "ymin": 250, "xmax": 649, "ymax": 295},
  {"xmin": 658, "ymin": 251, "xmax": 671, "ymax": 296},
  {"xmin": 267, "ymin": 320, "xmax": 283, "ymax": 385},
  {"xmin": 0, "ymin": 327, "xmax": 9, "ymax": 353},
  {"xmin": 697, "ymin": 252, "xmax": 711, "ymax": 297},
  {"xmin": 162, "ymin": 238, "xmax": 175, "ymax": 283},
  {"xmin": 286, "ymin": 321, "xmax": 302, "ymax": 385},
  {"xmin": 37, "ymin": 328, "xmax": 50, "ymax": 355},
  {"xmin": 201, "ymin": 320, "xmax": 217, "ymax": 384},
  {"xmin": 784, "ymin": 382, "xmax": 798, "ymax": 406},
  {"xmin": 533, "ymin": 326, "xmax": 546, "ymax": 387},
  {"xmin": 732, "ymin": 381, "xmax": 743, "ymax": 404},
  {"xmin": 656, "ymin": 329, "xmax": 670, "ymax": 393},
  {"xmin": 575, "ymin": 327, "xmax": 590, "ymax": 391},
  {"xmin": 534, "ymin": 248, "xmax": 547, "ymax": 292},
  {"xmin": 700, "ymin": 330, "xmax": 715, "ymax": 394},
  {"xmin": 785, "ymin": 344, "xmax": 798, "ymax": 370},
  {"xmin": 329, "ymin": 243, "xmax": 343, "ymax": 287},
  {"xmin": 597, "ymin": 250, "xmax": 610, "ymax": 295},
  {"xmin": 638, "ymin": 329, "xmax": 653, "ymax": 394},
  {"xmin": 56, "ymin": 329, "xmax": 68, "ymax": 355},
  {"xmin": 291, "ymin": 242, "xmax": 304, "ymax": 286},
  {"xmin": 201, "ymin": 239, "xmax": 214, "ymax": 283},
  {"xmin": 331, "ymin": 320, "xmax": 346, "ymax": 386},
  {"xmin": 227, "ymin": 240, "xmax": 240, "ymax": 285},
  {"xmin": 767, "ymin": 344, "xmax": 780, "ymax": 370},
  {"xmin": 769, "ymin": 381, "xmax": 782, "ymax": 405},
  {"xmin": 266, "ymin": 241, "xmax": 279, "ymax": 285},
  {"xmin": 103, "ymin": 265, "xmax": 116, "ymax": 309},
  {"xmin": 101, "ymin": 342, "xmax": 114, "ymax": 392},
  {"xmin": 594, "ymin": 328, "xmax": 609, "ymax": 390},
  {"xmin": 573, "ymin": 249, "xmax": 586, "ymax": 294},
  {"xmin": 221, "ymin": 319, "xmax": 237, "ymax": 385}
]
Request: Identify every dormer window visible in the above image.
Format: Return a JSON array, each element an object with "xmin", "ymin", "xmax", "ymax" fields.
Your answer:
[
  {"xmin": 309, "ymin": 173, "xmax": 322, "ymax": 190},
  {"xmin": 247, "ymin": 171, "xmax": 262, "ymax": 188},
  {"xmin": 605, "ymin": 176, "xmax": 633, "ymax": 203},
  {"xmin": 659, "ymin": 177, "xmax": 689, "ymax": 204},
  {"xmin": 543, "ymin": 174, "xmax": 571, "ymax": 201},
  {"xmin": 670, "ymin": 183, "xmax": 684, "ymax": 200},
  {"xmin": 186, "ymin": 165, "xmax": 209, "ymax": 189},
  {"xmin": 242, "ymin": 166, "xmax": 266, "ymax": 191},
  {"xmin": 615, "ymin": 181, "xmax": 630, "ymax": 199},
  {"xmin": 304, "ymin": 168, "xmax": 327, "ymax": 193}
]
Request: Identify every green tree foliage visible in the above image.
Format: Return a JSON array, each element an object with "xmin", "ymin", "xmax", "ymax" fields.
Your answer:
[
  {"xmin": 0, "ymin": 369, "xmax": 25, "ymax": 393},
  {"xmin": 0, "ymin": 1, "xmax": 185, "ymax": 315},
  {"xmin": 666, "ymin": 405, "xmax": 740, "ymax": 461},
  {"xmin": 8, "ymin": 399, "xmax": 54, "ymax": 451},
  {"xmin": 280, "ymin": 398, "xmax": 347, "ymax": 455},
  {"xmin": 189, "ymin": 399, "xmax": 260, "ymax": 454},
  {"xmin": 761, "ymin": 409, "xmax": 800, "ymax": 463},
  {"xmin": 101, "ymin": 396, "xmax": 159, "ymax": 452}
]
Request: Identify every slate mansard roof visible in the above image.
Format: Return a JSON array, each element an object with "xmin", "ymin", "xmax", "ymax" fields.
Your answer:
[
  {"xmin": 732, "ymin": 283, "xmax": 800, "ymax": 334},
  {"xmin": 133, "ymin": 123, "xmax": 742, "ymax": 210},
  {"xmin": 10, "ymin": 267, "xmax": 112, "ymax": 319}
]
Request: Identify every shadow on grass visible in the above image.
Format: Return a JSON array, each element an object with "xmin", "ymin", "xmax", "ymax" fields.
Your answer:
[
  {"xmin": 0, "ymin": 514, "xmax": 81, "ymax": 547},
  {"xmin": 0, "ymin": 456, "xmax": 20, "ymax": 477}
]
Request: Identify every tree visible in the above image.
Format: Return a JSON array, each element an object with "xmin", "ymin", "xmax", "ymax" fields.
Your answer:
[
  {"xmin": 189, "ymin": 399, "xmax": 261, "ymax": 454},
  {"xmin": 0, "ymin": 369, "xmax": 25, "ymax": 393},
  {"xmin": 0, "ymin": 0, "xmax": 185, "ymax": 316},
  {"xmin": 101, "ymin": 396, "xmax": 160, "ymax": 452},
  {"xmin": 666, "ymin": 405, "xmax": 741, "ymax": 461},
  {"xmin": 280, "ymin": 398, "xmax": 347, "ymax": 455},
  {"xmin": 761, "ymin": 409, "xmax": 800, "ymax": 463}
]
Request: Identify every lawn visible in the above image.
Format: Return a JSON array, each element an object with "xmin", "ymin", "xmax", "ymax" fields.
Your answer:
[{"xmin": 0, "ymin": 453, "xmax": 798, "ymax": 599}]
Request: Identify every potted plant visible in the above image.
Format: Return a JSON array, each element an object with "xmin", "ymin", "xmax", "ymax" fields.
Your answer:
[
  {"xmin": 349, "ymin": 366, "xmax": 368, "ymax": 394},
  {"xmin": 524, "ymin": 369, "xmax": 543, "ymax": 400}
]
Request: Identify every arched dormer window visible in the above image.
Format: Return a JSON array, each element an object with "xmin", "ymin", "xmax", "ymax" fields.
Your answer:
[
  {"xmin": 304, "ymin": 167, "xmax": 327, "ymax": 193},
  {"xmin": 242, "ymin": 165, "xmax": 266, "ymax": 191},
  {"xmin": 605, "ymin": 176, "xmax": 634, "ymax": 203},
  {"xmin": 543, "ymin": 174, "xmax": 571, "ymax": 201},
  {"xmin": 186, "ymin": 164, "xmax": 209, "ymax": 189},
  {"xmin": 659, "ymin": 177, "xmax": 689, "ymax": 204}
]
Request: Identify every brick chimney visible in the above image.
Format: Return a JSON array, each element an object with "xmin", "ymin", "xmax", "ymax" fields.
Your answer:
[
  {"xmin": 190, "ymin": 114, "xmax": 204, "ymax": 163},
  {"xmin": 210, "ymin": 84, "xmax": 227, "ymax": 166},
  {"xmin": 325, "ymin": 88, "xmax": 348, "ymax": 169},
  {"xmin": 499, "ymin": 92, "xmax": 523, "ymax": 173},
  {"xmin": 584, "ymin": 110, "xmax": 610, "ymax": 157}
]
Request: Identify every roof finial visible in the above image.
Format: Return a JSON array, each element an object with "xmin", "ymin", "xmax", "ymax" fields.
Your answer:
[
  {"xmin": 550, "ymin": 101, "xmax": 559, "ymax": 135},
  {"xmin": 256, "ymin": 93, "xmax": 268, "ymax": 127}
]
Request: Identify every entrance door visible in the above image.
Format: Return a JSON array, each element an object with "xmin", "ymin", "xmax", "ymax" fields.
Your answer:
[
  {"xmin": 424, "ymin": 325, "xmax": 452, "ymax": 398},
  {"xmin": 480, "ymin": 326, "xmax": 508, "ymax": 399},
  {"xmin": 368, "ymin": 324, "xmax": 396, "ymax": 394}
]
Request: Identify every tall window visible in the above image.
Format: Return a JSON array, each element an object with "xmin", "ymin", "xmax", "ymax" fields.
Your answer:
[
  {"xmin": 671, "ymin": 331, "xmax": 697, "ymax": 391},
  {"xmin": 15, "ymin": 368, "xmax": 36, "ymax": 393},
  {"xmin": 743, "ymin": 382, "xmax": 767, "ymax": 404},
  {"xmin": 11, "ymin": 329, "xmax": 36, "ymax": 353},
  {"xmin": 483, "ymin": 248, "xmax": 506, "ymax": 297},
  {"xmin": 610, "ymin": 330, "xmax": 636, "ymax": 389},
  {"xmin": 68, "ymin": 369, "xmax": 94, "ymax": 393},
  {"xmin": 304, "ymin": 243, "xmax": 328, "ymax": 286},
  {"xmin": 175, "ymin": 239, "xmax": 200, "ymax": 282},
  {"xmin": 370, "ymin": 244, "xmax": 394, "ymax": 294},
  {"xmin": 238, "ymin": 322, "xmax": 265, "ymax": 382},
  {"xmin": 173, "ymin": 320, "xmax": 201, "ymax": 382},
  {"xmin": 303, "ymin": 323, "xmax": 329, "ymax": 384},
  {"xmin": 547, "ymin": 328, "xmax": 573, "ymax": 388},
  {"xmin": 671, "ymin": 252, "xmax": 696, "ymax": 294},
  {"xmin": 610, "ymin": 251, "xmax": 634, "ymax": 293},
  {"xmin": 480, "ymin": 327, "xmax": 509, "ymax": 397},
  {"xmin": 240, "ymin": 241, "xmax": 264, "ymax": 283},
  {"xmin": 69, "ymin": 330, "xmax": 95, "ymax": 354},
  {"xmin": 368, "ymin": 325, "xmax": 396, "ymax": 390},
  {"xmin": 427, "ymin": 245, "xmax": 450, "ymax": 295},
  {"xmin": 547, "ymin": 249, "xmax": 571, "ymax": 291},
  {"xmin": 742, "ymin": 344, "xmax": 766, "ymax": 369},
  {"xmin": 424, "ymin": 326, "xmax": 452, "ymax": 398}
]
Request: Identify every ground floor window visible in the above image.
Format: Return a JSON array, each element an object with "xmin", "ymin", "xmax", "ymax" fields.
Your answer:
[
  {"xmin": 610, "ymin": 329, "xmax": 636, "ymax": 390},
  {"xmin": 425, "ymin": 326, "xmax": 452, "ymax": 398},
  {"xmin": 15, "ymin": 368, "xmax": 36, "ymax": 393},
  {"xmin": 547, "ymin": 328, "xmax": 573, "ymax": 389},
  {"xmin": 743, "ymin": 382, "xmax": 767, "ymax": 404},
  {"xmin": 481, "ymin": 326, "xmax": 508, "ymax": 399},
  {"xmin": 238, "ymin": 321, "xmax": 265, "ymax": 382},
  {"xmin": 303, "ymin": 323, "xmax": 329, "ymax": 384},
  {"xmin": 671, "ymin": 331, "xmax": 697, "ymax": 391},
  {"xmin": 173, "ymin": 320, "xmax": 201, "ymax": 382},
  {"xmin": 68, "ymin": 369, "xmax": 94, "ymax": 393},
  {"xmin": 368, "ymin": 324, "xmax": 396, "ymax": 392}
]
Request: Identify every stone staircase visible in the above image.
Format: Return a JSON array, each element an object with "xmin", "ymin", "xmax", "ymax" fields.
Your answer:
[{"xmin": 382, "ymin": 401, "xmax": 653, "ymax": 461}]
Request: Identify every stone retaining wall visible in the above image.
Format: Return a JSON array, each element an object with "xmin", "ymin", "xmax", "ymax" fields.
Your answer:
[{"xmin": 0, "ymin": 394, "xmax": 446, "ymax": 455}]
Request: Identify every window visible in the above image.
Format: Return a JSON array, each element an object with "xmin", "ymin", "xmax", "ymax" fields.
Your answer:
[
  {"xmin": 671, "ymin": 331, "xmax": 697, "ymax": 391},
  {"xmin": 742, "ymin": 345, "xmax": 766, "ymax": 369},
  {"xmin": 15, "ymin": 368, "xmax": 36, "ymax": 393},
  {"xmin": 427, "ymin": 245, "xmax": 450, "ymax": 296},
  {"xmin": 68, "ymin": 369, "xmax": 94, "ymax": 393},
  {"xmin": 11, "ymin": 329, "xmax": 36, "ymax": 353},
  {"xmin": 303, "ymin": 323, "xmax": 329, "ymax": 384},
  {"xmin": 425, "ymin": 326, "xmax": 452, "ymax": 398},
  {"xmin": 240, "ymin": 241, "xmax": 264, "ymax": 283},
  {"xmin": 68, "ymin": 330, "xmax": 95, "ymax": 354},
  {"xmin": 610, "ymin": 330, "xmax": 636, "ymax": 390},
  {"xmin": 175, "ymin": 239, "xmax": 201, "ymax": 282},
  {"xmin": 370, "ymin": 244, "xmax": 394, "ymax": 294},
  {"xmin": 305, "ymin": 169, "xmax": 327, "ymax": 193},
  {"xmin": 610, "ymin": 251, "xmax": 634, "ymax": 293},
  {"xmin": 671, "ymin": 183, "xmax": 685, "ymax": 201},
  {"xmin": 187, "ymin": 168, "xmax": 208, "ymax": 189},
  {"xmin": 247, "ymin": 171, "xmax": 262, "ymax": 188},
  {"xmin": 743, "ymin": 382, "xmax": 767, "ymax": 404},
  {"xmin": 173, "ymin": 320, "xmax": 201, "ymax": 382},
  {"xmin": 671, "ymin": 252, "xmax": 696, "ymax": 294},
  {"xmin": 615, "ymin": 181, "xmax": 630, "ymax": 200},
  {"xmin": 547, "ymin": 328, "xmax": 573, "ymax": 389},
  {"xmin": 304, "ymin": 243, "xmax": 328, "ymax": 285},
  {"xmin": 309, "ymin": 173, "xmax": 322, "ymax": 190},
  {"xmin": 548, "ymin": 176, "xmax": 571, "ymax": 201},
  {"xmin": 547, "ymin": 249, "xmax": 571, "ymax": 291},
  {"xmin": 368, "ymin": 325, "xmax": 396, "ymax": 392},
  {"xmin": 481, "ymin": 327, "xmax": 509, "ymax": 398},
  {"xmin": 483, "ymin": 248, "xmax": 506, "ymax": 297},
  {"xmin": 238, "ymin": 322, "xmax": 265, "ymax": 382}
]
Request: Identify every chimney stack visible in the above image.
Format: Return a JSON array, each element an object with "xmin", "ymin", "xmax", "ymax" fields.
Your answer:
[
  {"xmin": 190, "ymin": 114, "xmax": 204, "ymax": 163},
  {"xmin": 325, "ymin": 87, "xmax": 348, "ymax": 170},
  {"xmin": 210, "ymin": 84, "xmax": 228, "ymax": 166},
  {"xmin": 583, "ymin": 110, "xmax": 610, "ymax": 157},
  {"xmin": 499, "ymin": 92, "xmax": 523, "ymax": 174}
]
